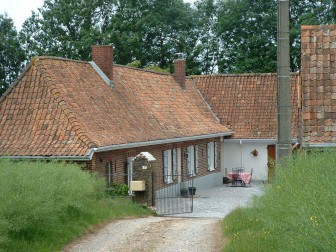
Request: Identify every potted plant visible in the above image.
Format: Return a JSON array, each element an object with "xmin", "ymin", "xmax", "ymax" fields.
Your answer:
[
  {"xmin": 180, "ymin": 187, "xmax": 188, "ymax": 197},
  {"xmin": 188, "ymin": 186, "xmax": 197, "ymax": 195},
  {"xmin": 251, "ymin": 149, "xmax": 258, "ymax": 156}
]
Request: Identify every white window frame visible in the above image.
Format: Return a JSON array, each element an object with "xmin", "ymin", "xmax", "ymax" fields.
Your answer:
[
  {"xmin": 207, "ymin": 142, "xmax": 219, "ymax": 171},
  {"xmin": 187, "ymin": 145, "xmax": 199, "ymax": 176}
]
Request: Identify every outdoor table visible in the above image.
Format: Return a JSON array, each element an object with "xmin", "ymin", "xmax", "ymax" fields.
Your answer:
[{"xmin": 227, "ymin": 172, "xmax": 252, "ymax": 186}]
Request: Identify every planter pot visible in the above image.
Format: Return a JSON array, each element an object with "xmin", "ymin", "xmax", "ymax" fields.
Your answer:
[
  {"xmin": 180, "ymin": 189, "xmax": 188, "ymax": 197},
  {"xmin": 188, "ymin": 187, "xmax": 196, "ymax": 195}
]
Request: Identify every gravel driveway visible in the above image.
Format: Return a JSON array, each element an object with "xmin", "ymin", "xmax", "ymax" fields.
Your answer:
[{"xmin": 64, "ymin": 183, "xmax": 264, "ymax": 252}]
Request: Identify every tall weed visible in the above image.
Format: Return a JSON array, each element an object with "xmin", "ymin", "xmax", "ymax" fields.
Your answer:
[
  {"xmin": 0, "ymin": 160, "xmax": 150, "ymax": 251},
  {"xmin": 223, "ymin": 150, "xmax": 336, "ymax": 251}
]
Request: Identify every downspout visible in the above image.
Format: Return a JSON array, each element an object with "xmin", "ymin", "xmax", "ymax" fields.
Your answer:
[{"xmin": 240, "ymin": 139, "xmax": 243, "ymax": 167}]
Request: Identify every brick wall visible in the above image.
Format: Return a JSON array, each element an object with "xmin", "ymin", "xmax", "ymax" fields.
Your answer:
[
  {"xmin": 174, "ymin": 59, "xmax": 186, "ymax": 89},
  {"xmin": 87, "ymin": 137, "xmax": 221, "ymax": 191},
  {"xmin": 92, "ymin": 45, "xmax": 113, "ymax": 80},
  {"xmin": 301, "ymin": 25, "xmax": 336, "ymax": 146}
]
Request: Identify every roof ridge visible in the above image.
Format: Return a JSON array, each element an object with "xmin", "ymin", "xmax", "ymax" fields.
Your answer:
[
  {"xmin": 36, "ymin": 57, "xmax": 174, "ymax": 76},
  {"xmin": 35, "ymin": 58, "xmax": 97, "ymax": 150},
  {"xmin": 36, "ymin": 56, "xmax": 89, "ymax": 64},
  {"xmin": 191, "ymin": 72, "xmax": 299, "ymax": 78},
  {"xmin": 301, "ymin": 24, "xmax": 336, "ymax": 30}
]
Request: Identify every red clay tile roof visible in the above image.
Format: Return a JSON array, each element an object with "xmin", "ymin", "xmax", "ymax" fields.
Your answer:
[
  {"xmin": 0, "ymin": 57, "xmax": 230, "ymax": 157},
  {"xmin": 301, "ymin": 25, "xmax": 336, "ymax": 146},
  {"xmin": 192, "ymin": 73, "xmax": 299, "ymax": 140}
]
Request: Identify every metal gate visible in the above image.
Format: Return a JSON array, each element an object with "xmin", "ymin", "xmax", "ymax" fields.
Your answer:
[{"xmin": 155, "ymin": 175, "xmax": 194, "ymax": 215}]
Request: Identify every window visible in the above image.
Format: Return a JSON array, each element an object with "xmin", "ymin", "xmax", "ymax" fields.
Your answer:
[
  {"xmin": 163, "ymin": 148, "xmax": 180, "ymax": 184},
  {"xmin": 207, "ymin": 142, "xmax": 219, "ymax": 171},
  {"xmin": 187, "ymin": 145, "xmax": 199, "ymax": 176}
]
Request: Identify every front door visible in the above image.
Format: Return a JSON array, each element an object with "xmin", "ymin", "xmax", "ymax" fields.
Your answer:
[{"xmin": 267, "ymin": 145, "xmax": 276, "ymax": 181}]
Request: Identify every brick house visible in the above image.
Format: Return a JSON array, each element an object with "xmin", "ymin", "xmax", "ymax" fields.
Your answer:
[
  {"xmin": 0, "ymin": 45, "xmax": 232, "ymax": 192},
  {"xmin": 1, "ymin": 24, "xmax": 335, "ymax": 191},
  {"xmin": 192, "ymin": 73, "xmax": 299, "ymax": 181}
]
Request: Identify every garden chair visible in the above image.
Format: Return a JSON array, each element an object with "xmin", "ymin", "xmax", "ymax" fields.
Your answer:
[{"xmin": 231, "ymin": 167, "xmax": 244, "ymax": 186}]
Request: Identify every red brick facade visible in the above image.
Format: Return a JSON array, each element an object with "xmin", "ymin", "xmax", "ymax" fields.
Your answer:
[{"xmin": 88, "ymin": 138, "xmax": 221, "ymax": 190}]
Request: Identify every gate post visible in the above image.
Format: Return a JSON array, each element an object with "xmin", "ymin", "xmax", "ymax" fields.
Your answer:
[{"xmin": 132, "ymin": 153, "xmax": 156, "ymax": 207}]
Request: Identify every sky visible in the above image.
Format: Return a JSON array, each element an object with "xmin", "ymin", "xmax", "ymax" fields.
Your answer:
[{"xmin": 0, "ymin": 0, "xmax": 196, "ymax": 31}]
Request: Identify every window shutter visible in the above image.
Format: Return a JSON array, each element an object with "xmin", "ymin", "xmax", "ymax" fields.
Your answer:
[
  {"xmin": 163, "ymin": 150, "xmax": 169, "ymax": 183},
  {"xmin": 187, "ymin": 146, "xmax": 191, "ymax": 176},
  {"xmin": 215, "ymin": 142, "xmax": 219, "ymax": 169},
  {"xmin": 195, "ymin": 145, "xmax": 199, "ymax": 174},
  {"xmin": 207, "ymin": 142, "xmax": 211, "ymax": 170},
  {"xmin": 168, "ymin": 150, "xmax": 172, "ymax": 183},
  {"xmin": 105, "ymin": 162, "xmax": 112, "ymax": 186},
  {"xmin": 172, "ymin": 149, "xmax": 177, "ymax": 180}
]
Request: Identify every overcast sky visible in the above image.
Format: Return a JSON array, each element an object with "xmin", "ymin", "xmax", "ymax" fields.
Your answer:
[{"xmin": 0, "ymin": 0, "xmax": 196, "ymax": 31}]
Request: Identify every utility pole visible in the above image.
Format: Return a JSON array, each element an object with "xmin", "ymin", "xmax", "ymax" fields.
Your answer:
[{"xmin": 277, "ymin": 0, "xmax": 292, "ymax": 161}]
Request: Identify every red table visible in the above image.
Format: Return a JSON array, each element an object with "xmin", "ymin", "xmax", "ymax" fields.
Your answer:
[{"xmin": 227, "ymin": 172, "xmax": 252, "ymax": 186}]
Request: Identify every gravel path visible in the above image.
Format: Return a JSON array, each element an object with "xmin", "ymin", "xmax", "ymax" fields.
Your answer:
[
  {"xmin": 64, "ymin": 184, "xmax": 264, "ymax": 252},
  {"xmin": 64, "ymin": 217, "xmax": 224, "ymax": 252}
]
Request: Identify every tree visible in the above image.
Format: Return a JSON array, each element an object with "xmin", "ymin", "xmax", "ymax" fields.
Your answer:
[
  {"xmin": 216, "ymin": 0, "xmax": 277, "ymax": 73},
  {"xmin": 110, "ymin": 0, "xmax": 199, "ymax": 73},
  {"xmin": 0, "ymin": 14, "xmax": 25, "ymax": 96},
  {"xmin": 19, "ymin": 0, "xmax": 111, "ymax": 61},
  {"xmin": 290, "ymin": 0, "xmax": 336, "ymax": 70},
  {"xmin": 19, "ymin": 0, "xmax": 200, "ymax": 74},
  {"xmin": 215, "ymin": 0, "xmax": 336, "ymax": 73},
  {"xmin": 194, "ymin": 0, "xmax": 220, "ymax": 74}
]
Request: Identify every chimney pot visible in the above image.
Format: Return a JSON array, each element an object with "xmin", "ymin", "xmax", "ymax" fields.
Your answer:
[
  {"xmin": 92, "ymin": 45, "xmax": 113, "ymax": 80},
  {"xmin": 174, "ymin": 59, "xmax": 186, "ymax": 89}
]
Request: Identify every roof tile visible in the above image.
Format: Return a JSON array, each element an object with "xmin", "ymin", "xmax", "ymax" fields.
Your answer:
[
  {"xmin": 0, "ymin": 57, "xmax": 229, "ymax": 157},
  {"xmin": 301, "ymin": 24, "xmax": 336, "ymax": 145},
  {"xmin": 193, "ymin": 73, "xmax": 299, "ymax": 139}
]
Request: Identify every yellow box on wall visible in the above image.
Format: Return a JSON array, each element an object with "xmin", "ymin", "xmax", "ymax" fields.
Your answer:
[{"xmin": 130, "ymin": 181, "xmax": 146, "ymax": 191}]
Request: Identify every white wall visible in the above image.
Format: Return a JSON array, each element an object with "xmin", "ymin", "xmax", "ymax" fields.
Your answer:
[{"xmin": 221, "ymin": 141, "xmax": 269, "ymax": 181}]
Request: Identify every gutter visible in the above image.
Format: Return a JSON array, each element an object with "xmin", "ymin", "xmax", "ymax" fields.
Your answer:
[
  {"xmin": 1, "ymin": 155, "xmax": 92, "ymax": 161},
  {"xmin": 1, "ymin": 132, "xmax": 233, "ymax": 161},
  {"xmin": 92, "ymin": 132, "xmax": 233, "ymax": 153},
  {"xmin": 303, "ymin": 143, "xmax": 336, "ymax": 148},
  {"xmin": 224, "ymin": 138, "xmax": 298, "ymax": 144}
]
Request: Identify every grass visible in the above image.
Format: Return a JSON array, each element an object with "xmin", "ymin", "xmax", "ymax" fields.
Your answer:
[
  {"xmin": 0, "ymin": 159, "xmax": 152, "ymax": 252},
  {"xmin": 222, "ymin": 150, "xmax": 336, "ymax": 251}
]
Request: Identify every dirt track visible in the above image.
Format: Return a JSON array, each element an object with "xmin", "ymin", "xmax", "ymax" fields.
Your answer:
[{"xmin": 64, "ymin": 216, "xmax": 226, "ymax": 252}]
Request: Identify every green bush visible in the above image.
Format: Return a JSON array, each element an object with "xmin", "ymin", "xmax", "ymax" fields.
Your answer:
[
  {"xmin": 106, "ymin": 183, "xmax": 129, "ymax": 197},
  {"xmin": 0, "ymin": 159, "xmax": 151, "ymax": 251},
  {"xmin": 223, "ymin": 150, "xmax": 336, "ymax": 251}
]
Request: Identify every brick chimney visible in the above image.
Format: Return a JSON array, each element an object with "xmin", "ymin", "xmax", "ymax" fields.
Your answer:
[
  {"xmin": 92, "ymin": 45, "xmax": 113, "ymax": 80},
  {"xmin": 174, "ymin": 59, "xmax": 186, "ymax": 89}
]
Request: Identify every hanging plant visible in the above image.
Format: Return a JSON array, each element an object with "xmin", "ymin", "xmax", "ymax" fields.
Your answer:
[{"xmin": 251, "ymin": 149, "xmax": 258, "ymax": 156}]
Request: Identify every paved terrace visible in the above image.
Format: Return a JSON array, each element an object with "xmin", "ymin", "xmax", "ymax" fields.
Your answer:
[{"xmin": 166, "ymin": 183, "xmax": 265, "ymax": 218}]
